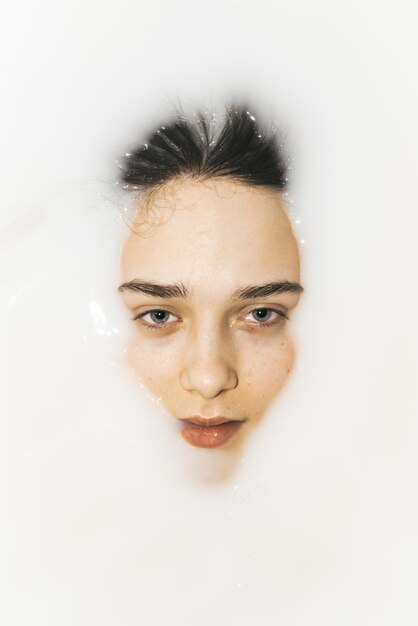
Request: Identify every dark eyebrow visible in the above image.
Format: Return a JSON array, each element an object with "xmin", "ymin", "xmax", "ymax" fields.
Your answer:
[
  {"xmin": 231, "ymin": 281, "xmax": 304, "ymax": 301},
  {"xmin": 118, "ymin": 280, "xmax": 189, "ymax": 299},
  {"xmin": 118, "ymin": 279, "xmax": 303, "ymax": 301}
]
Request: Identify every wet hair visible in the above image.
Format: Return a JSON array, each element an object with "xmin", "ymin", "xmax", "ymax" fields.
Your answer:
[{"xmin": 118, "ymin": 104, "xmax": 288, "ymax": 193}]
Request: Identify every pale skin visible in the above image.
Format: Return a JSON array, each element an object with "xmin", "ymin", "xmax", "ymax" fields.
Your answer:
[{"xmin": 119, "ymin": 178, "xmax": 302, "ymax": 449}]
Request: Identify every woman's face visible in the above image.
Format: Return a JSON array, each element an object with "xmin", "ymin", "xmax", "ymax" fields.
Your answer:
[{"xmin": 119, "ymin": 178, "xmax": 302, "ymax": 449}]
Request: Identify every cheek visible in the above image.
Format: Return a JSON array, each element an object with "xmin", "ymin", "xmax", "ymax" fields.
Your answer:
[
  {"xmin": 127, "ymin": 340, "xmax": 173, "ymax": 396},
  {"xmin": 242, "ymin": 336, "xmax": 296, "ymax": 400},
  {"xmin": 274, "ymin": 337, "xmax": 296, "ymax": 383},
  {"xmin": 127, "ymin": 339, "xmax": 190, "ymax": 416}
]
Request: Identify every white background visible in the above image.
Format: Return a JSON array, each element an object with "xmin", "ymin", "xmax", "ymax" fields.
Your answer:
[{"xmin": 1, "ymin": 1, "xmax": 417, "ymax": 624}]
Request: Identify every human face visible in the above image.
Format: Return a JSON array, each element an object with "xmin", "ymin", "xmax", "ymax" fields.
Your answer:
[{"xmin": 119, "ymin": 179, "xmax": 302, "ymax": 449}]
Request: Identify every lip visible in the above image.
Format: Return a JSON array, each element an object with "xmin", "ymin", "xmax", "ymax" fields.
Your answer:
[
  {"xmin": 183, "ymin": 416, "xmax": 235, "ymax": 427},
  {"xmin": 180, "ymin": 416, "xmax": 246, "ymax": 448}
]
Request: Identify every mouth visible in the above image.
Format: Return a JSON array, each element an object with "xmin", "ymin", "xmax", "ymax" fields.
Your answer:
[{"xmin": 180, "ymin": 416, "xmax": 246, "ymax": 449}]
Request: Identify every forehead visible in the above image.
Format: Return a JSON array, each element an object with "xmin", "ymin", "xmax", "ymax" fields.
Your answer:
[{"xmin": 121, "ymin": 179, "xmax": 300, "ymax": 286}]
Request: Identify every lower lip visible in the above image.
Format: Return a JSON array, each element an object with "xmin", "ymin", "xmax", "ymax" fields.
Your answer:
[{"xmin": 181, "ymin": 421, "xmax": 244, "ymax": 448}]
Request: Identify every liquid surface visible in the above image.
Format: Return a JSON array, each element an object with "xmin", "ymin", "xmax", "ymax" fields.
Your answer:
[{"xmin": 1, "ymin": 2, "xmax": 418, "ymax": 625}]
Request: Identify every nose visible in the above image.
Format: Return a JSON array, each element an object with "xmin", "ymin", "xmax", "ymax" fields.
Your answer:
[{"xmin": 179, "ymin": 327, "xmax": 238, "ymax": 399}]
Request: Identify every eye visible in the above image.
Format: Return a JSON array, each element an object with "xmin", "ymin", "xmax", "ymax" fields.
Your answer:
[
  {"xmin": 245, "ymin": 307, "xmax": 288, "ymax": 326},
  {"xmin": 133, "ymin": 309, "xmax": 180, "ymax": 328}
]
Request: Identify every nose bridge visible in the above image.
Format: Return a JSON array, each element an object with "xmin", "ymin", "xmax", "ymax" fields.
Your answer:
[{"xmin": 180, "ymin": 315, "xmax": 238, "ymax": 398}]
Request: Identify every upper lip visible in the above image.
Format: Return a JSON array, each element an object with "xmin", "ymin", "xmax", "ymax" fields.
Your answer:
[{"xmin": 180, "ymin": 416, "xmax": 243, "ymax": 427}]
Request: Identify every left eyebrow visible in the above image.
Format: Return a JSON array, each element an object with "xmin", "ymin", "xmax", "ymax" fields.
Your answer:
[
  {"xmin": 118, "ymin": 280, "xmax": 189, "ymax": 299},
  {"xmin": 231, "ymin": 281, "xmax": 304, "ymax": 301}
]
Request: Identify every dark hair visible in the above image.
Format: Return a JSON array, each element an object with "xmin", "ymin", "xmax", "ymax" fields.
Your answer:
[{"xmin": 118, "ymin": 104, "xmax": 288, "ymax": 193}]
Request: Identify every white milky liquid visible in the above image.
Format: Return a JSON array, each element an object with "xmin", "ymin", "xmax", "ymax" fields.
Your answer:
[{"xmin": 1, "ymin": 1, "xmax": 418, "ymax": 624}]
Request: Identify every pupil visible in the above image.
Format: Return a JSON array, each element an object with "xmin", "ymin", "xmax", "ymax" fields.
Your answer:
[
  {"xmin": 151, "ymin": 310, "xmax": 168, "ymax": 323},
  {"xmin": 255, "ymin": 308, "xmax": 269, "ymax": 320}
]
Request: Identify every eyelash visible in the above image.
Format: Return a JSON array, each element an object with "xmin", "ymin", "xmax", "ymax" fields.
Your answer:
[{"xmin": 132, "ymin": 307, "xmax": 288, "ymax": 329}]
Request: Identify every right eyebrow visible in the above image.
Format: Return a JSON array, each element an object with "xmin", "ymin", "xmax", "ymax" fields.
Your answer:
[
  {"xmin": 118, "ymin": 280, "xmax": 189, "ymax": 299},
  {"xmin": 231, "ymin": 281, "xmax": 304, "ymax": 301}
]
